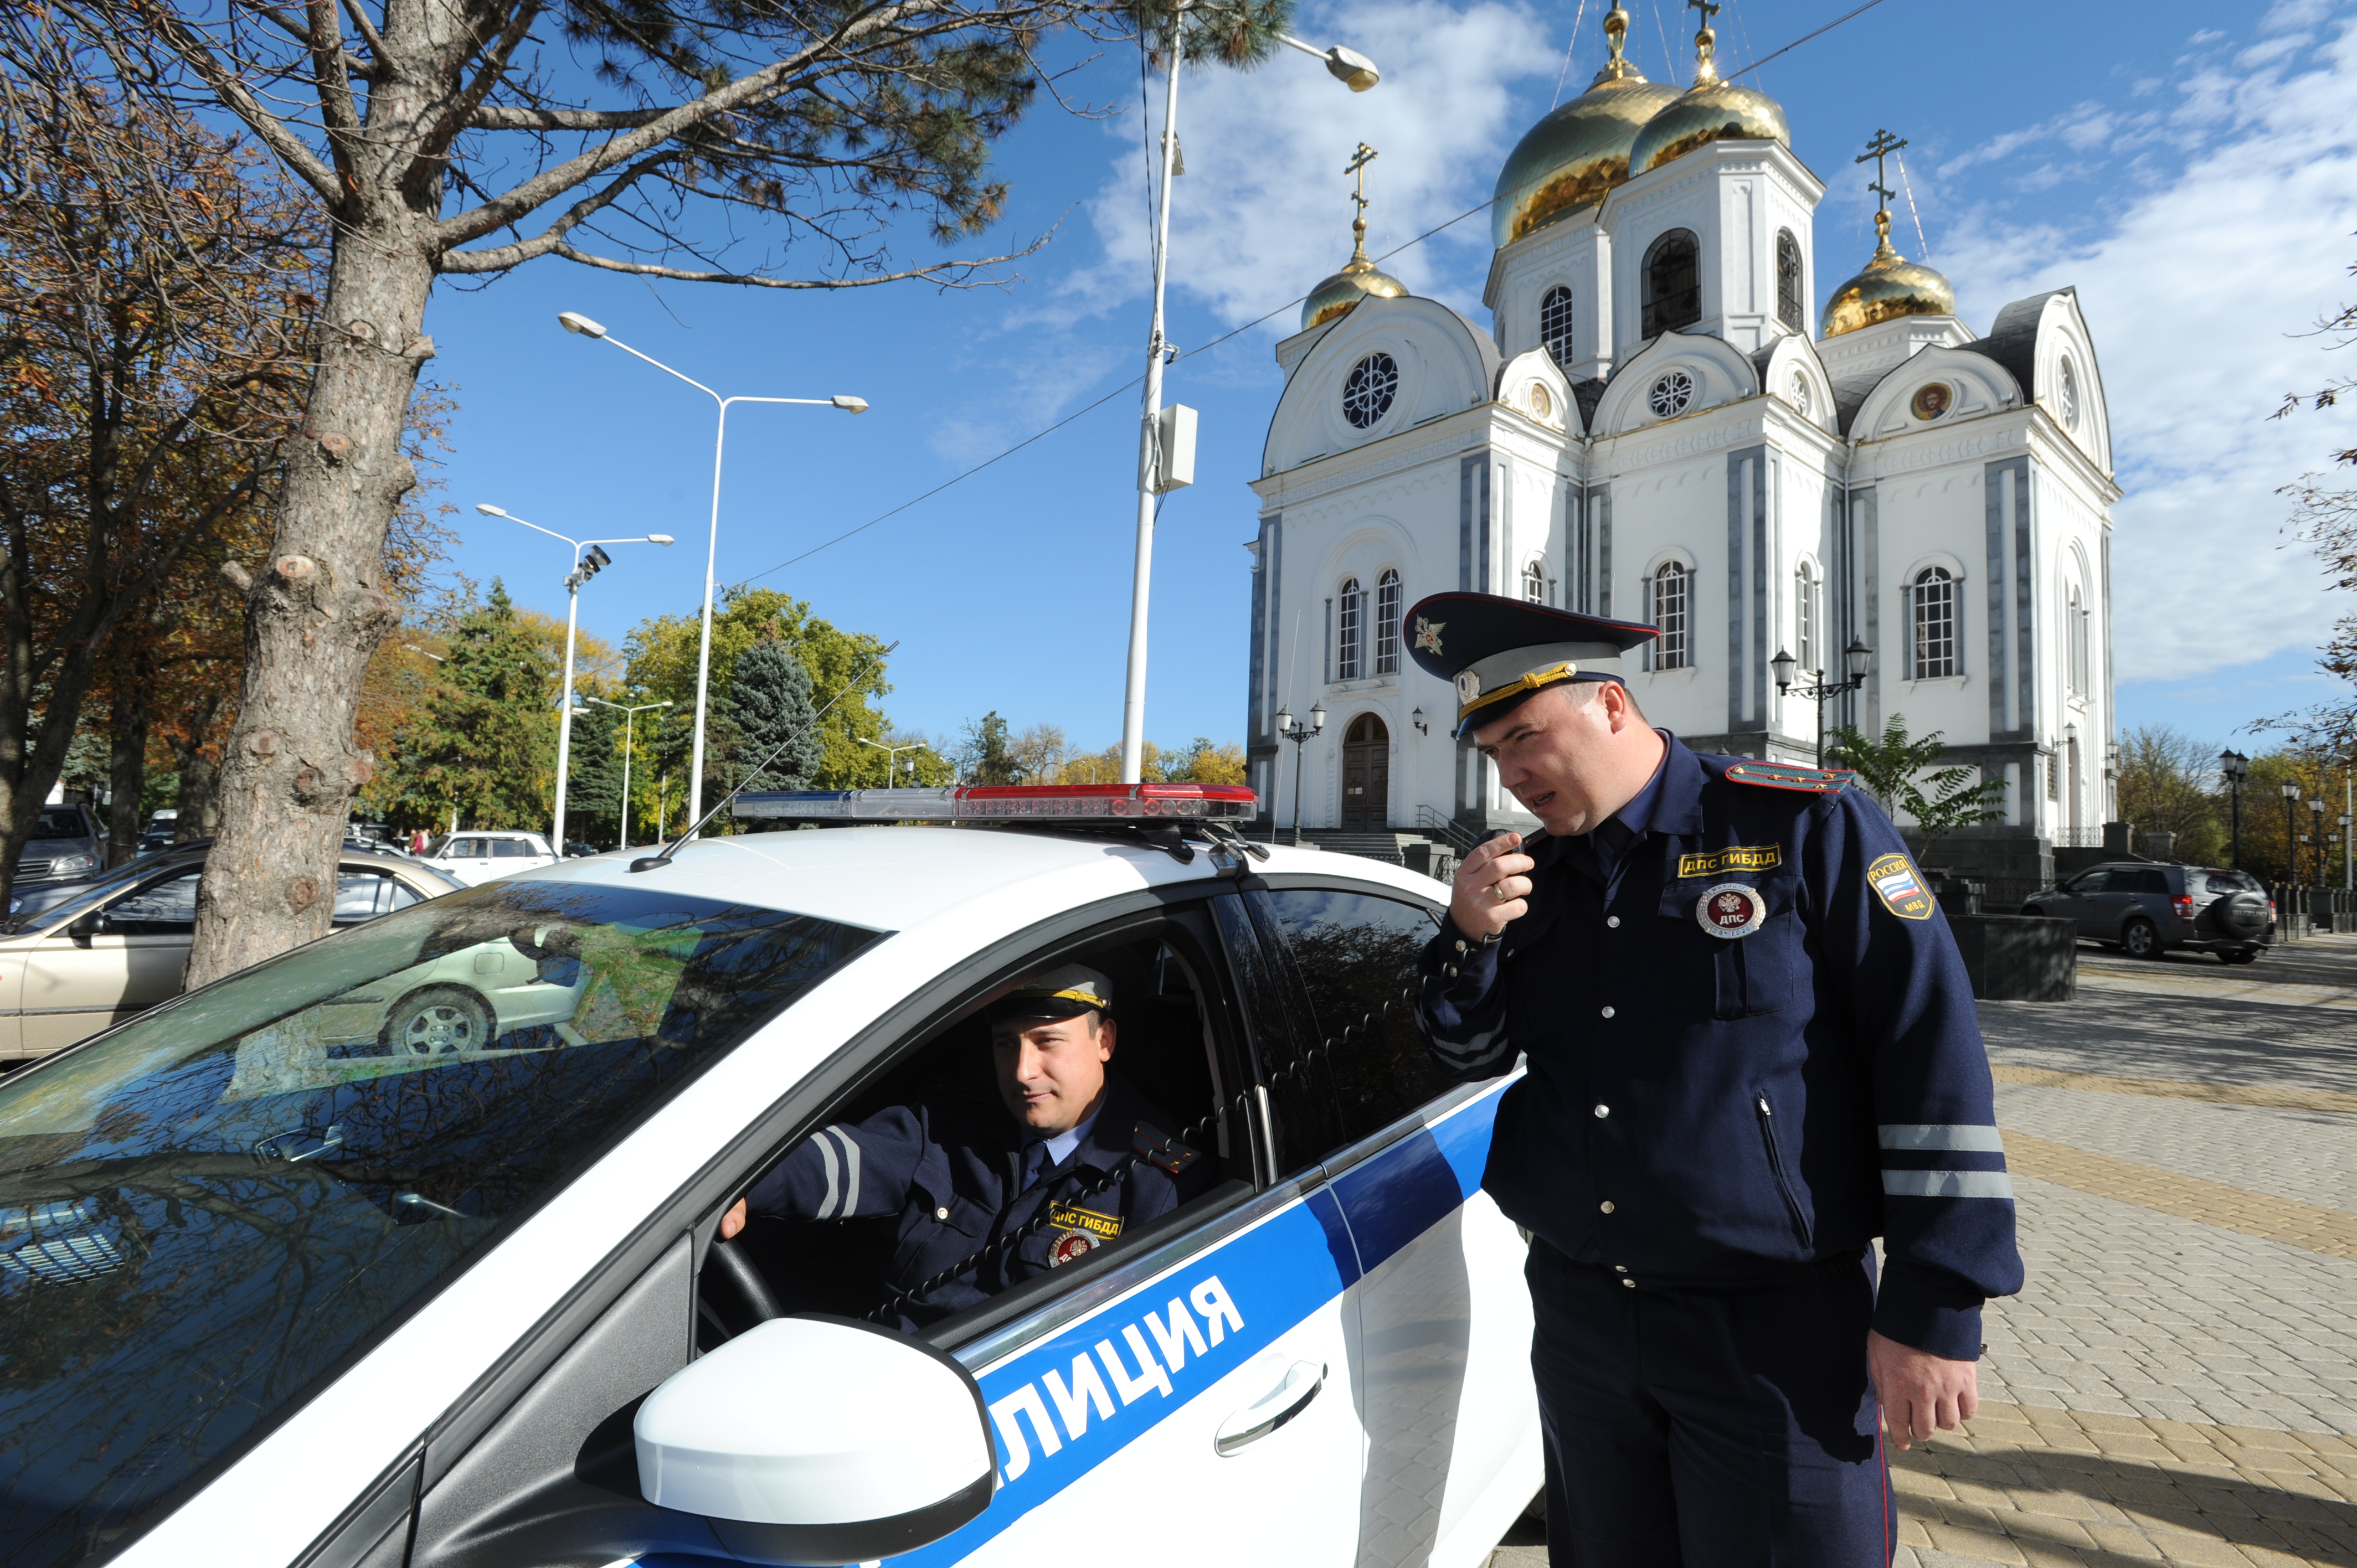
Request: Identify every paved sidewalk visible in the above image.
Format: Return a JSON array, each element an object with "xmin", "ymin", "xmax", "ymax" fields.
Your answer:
[{"xmin": 1487, "ymin": 937, "xmax": 2357, "ymax": 1567}]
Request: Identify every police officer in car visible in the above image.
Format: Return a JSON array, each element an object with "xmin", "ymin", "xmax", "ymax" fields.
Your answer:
[
  {"xmin": 1408, "ymin": 592, "xmax": 2022, "ymax": 1566},
  {"xmin": 719, "ymin": 965, "xmax": 1209, "ymax": 1328}
]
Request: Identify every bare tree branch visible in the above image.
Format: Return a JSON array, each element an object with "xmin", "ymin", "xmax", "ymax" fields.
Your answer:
[{"xmin": 465, "ymin": 104, "xmax": 667, "ymax": 128}]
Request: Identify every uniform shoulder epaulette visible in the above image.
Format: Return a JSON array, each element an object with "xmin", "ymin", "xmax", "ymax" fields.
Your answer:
[{"xmin": 1723, "ymin": 760, "xmax": 1856, "ymax": 795}]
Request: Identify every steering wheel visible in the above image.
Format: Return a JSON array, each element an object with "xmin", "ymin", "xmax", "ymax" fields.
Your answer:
[{"xmin": 701, "ymin": 1230, "xmax": 786, "ymax": 1338}]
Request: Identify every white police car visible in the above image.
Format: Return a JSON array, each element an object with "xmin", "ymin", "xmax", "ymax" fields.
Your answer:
[{"xmin": 0, "ymin": 785, "xmax": 1540, "ymax": 1568}]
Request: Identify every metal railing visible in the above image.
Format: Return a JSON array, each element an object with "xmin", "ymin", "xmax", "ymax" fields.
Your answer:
[
  {"xmin": 2271, "ymin": 885, "xmax": 2357, "ymax": 939},
  {"xmin": 1414, "ymin": 805, "xmax": 1481, "ymax": 856}
]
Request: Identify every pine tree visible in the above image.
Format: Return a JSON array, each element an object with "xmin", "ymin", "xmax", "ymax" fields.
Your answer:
[
  {"xmin": 564, "ymin": 701, "xmax": 624, "ymax": 846},
  {"xmin": 389, "ymin": 580, "xmax": 557, "ymax": 832},
  {"xmin": 726, "ymin": 633, "xmax": 821, "ymax": 794}
]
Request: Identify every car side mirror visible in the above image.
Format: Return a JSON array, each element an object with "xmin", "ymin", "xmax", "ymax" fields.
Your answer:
[
  {"xmin": 635, "ymin": 1315, "xmax": 994, "ymax": 1565},
  {"xmin": 66, "ymin": 910, "xmax": 102, "ymax": 945}
]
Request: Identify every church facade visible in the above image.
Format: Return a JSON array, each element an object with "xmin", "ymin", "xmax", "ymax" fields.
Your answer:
[{"xmin": 1242, "ymin": 6, "xmax": 2117, "ymax": 892}]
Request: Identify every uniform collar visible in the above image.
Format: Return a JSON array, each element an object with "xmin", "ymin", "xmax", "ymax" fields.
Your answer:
[{"xmin": 1648, "ymin": 731, "xmax": 1708, "ymax": 838}]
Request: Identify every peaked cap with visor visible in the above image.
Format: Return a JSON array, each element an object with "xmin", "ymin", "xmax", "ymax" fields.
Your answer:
[{"xmin": 1403, "ymin": 592, "xmax": 1660, "ymax": 737}]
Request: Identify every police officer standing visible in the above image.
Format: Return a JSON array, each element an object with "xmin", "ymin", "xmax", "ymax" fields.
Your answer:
[{"xmin": 1408, "ymin": 592, "xmax": 2022, "ymax": 1565}]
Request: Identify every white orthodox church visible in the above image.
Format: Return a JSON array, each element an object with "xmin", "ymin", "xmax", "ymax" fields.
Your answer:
[{"xmin": 1242, "ymin": 4, "xmax": 2117, "ymax": 892}]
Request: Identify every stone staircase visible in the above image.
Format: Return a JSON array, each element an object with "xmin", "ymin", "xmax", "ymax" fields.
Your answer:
[{"xmin": 1243, "ymin": 826, "xmax": 1459, "ymax": 883}]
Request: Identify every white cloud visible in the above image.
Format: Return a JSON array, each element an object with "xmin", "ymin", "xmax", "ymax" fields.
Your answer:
[
  {"xmin": 1064, "ymin": 0, "xmax": 1552, "ymax": 332},
  {"xmin": 1934, "ymin": 16, "xmax": 2357, "ymax": 684}
]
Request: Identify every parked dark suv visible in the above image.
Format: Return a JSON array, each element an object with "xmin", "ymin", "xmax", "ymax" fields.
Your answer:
[{"xmin": 2021, "ymin": 863, "xmax": 2273, "ymax": 962}]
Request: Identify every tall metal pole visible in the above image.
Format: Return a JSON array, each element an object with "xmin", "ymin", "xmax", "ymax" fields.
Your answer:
[
  {"xmin": 1290, "ymin": 733, "xmax": 1308, "ymax": 845},
  {"xmin": 689, "ymin": 403, "xmax": 730, "ymax": 833},
  {"xmin": 553, "ymin": 570, "xmax": 581, "ymax": 851},
  {"xmin": 2344, "ymin": 769, "xmax": 2351, "ymax": 891},
  {"xmin": 619, "ymin": 707, "xmax": 635, "ymax": 849},
  {"xmin": 1119, "ymin": 1, "xmax": 1185, "ymax": 785},
  {"xmin": 2229, "ymin": 781, "xmax": 2240, "ymax": 869}
]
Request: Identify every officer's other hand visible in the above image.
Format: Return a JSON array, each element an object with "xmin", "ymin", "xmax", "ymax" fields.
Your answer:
[
  {"xmin": 720, "ymin": 1198, "xmax": 747, "ymax": 1240},
  {"xmin": 1450, "ymin": 832, "xmax": 1535, "ymax": 942},
  {"xmin": 1867, "ymin": 1328, "xmax": 1979, "ymax": 1450}
]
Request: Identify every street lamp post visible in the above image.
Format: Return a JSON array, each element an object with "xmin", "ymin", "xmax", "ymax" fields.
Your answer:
[
  {"xmin": 2310, "ymin": 796, "xmax": 2327, "ymax": 886},
  {"xmin": 2283, "ymin": 781, "xmax": 2301, "ymax": 894},
  {"xmin": 1272, "ymin": 702, "xmax": 1326, "ymax": 845},
  {"xmin": 585, "ymin": 697, "xmax": 673, "ymax": 848},
  {"xmin": 2218, "ymin": 750, "xmax": 2248, "ymax": 869},
  {"xmin": 858, "ymin": 737, "xmax": 928, "ymax": 786},
  {"xmin": 1116, "ymin": 13, "xmax": 1378, "ymax": 783},
  {"xmin": 475, "ymin": 504, "xmax": 672, "ymax": 852},
  {"xmin": 557, "ymin": 312, "xmax": 867, "ymax": 834},
  {"xmin": 1770, "ymin": 637, "xmax": 1874, "ymax": 767}
]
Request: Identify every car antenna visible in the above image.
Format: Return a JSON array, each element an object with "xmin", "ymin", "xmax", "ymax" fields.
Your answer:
[{"xmin": 629, "ymin": 642, "xmax": 899, "ymax": 874}]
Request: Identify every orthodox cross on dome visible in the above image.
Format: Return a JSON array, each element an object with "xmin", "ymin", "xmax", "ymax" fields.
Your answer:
[
  {"xmin": 1686, "ymin": 0, "xmax": 1722, "ymax": 84},
  {"xmin": 1857, "ymin": 127, "xmax": 1908, "ymax": 252},
  {"xmin": 1344, "ymin": 142, "xmax": 1379, "ymax": 256}
]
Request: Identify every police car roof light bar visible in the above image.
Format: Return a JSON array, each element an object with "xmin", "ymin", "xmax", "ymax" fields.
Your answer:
[{"xmin": 732, "ymin": 782, "xmax": 1258, "ymax": 823}]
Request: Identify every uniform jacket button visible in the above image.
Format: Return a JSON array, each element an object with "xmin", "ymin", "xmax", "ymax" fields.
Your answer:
[
  {"xmin": 1600, "ymin": 1005, "xmax": 1615, "ymax": 1019},
  {"xmin": 1600, "ymin": 1200, "xmax": 1615, "ymax": 1214},
  {"xmin": 1613, "ymin": 1264, "xmax": 1628, "ymax": 1273},
  {"xmin": 1621, "ymin": 1278, "xmax": 1636, "ymax": 1289},
  {"xmin": 936, "ymin": 1205, "xmax": 950, "ymax": 1220},
  {"xmin": 1606, "ymin": 915, "xmax": 1620, "ymax": 929},
  {"xmin": 1593, "ymin": 1104, "xmax": 1610, "ymax": 1118}
]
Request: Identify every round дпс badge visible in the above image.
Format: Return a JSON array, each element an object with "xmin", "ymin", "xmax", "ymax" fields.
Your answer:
[
  {"xmin": 1049, "ymin": 1231, "xmax": 1095, "ymax": 1267},
  {"xmin": 1696, "ymin": 883, "xmax": 1767, "ymax": 938}
]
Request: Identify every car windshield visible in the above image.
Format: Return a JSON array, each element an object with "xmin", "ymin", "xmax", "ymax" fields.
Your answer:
[
  {"xmin": 2195, "ymin": 869, "xmax": 2260, "ymax": 893},
  {"xmin": 0, "ymin": 879, "xmax": 882, "ymax": 1565},
  {"xmin": 28, "ymin": 810, "xmax": 89, "ymax": 842}
]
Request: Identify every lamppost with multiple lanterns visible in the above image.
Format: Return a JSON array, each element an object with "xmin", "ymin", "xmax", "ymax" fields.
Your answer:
[
  {"xmin": 2283, "ymin": 780, "xmax": 2302, "ymax": 889},
  {"xmin": 1770, "ymin": 637, "xmax": 1874, "ymax": 767},
  {"xmin": 2218, "ymin": 749, "xmax": 2248, "ymax": 869},
  {"xmin": 1273, "ymin": 701, "xmax": 1326, "ymax": 845}
]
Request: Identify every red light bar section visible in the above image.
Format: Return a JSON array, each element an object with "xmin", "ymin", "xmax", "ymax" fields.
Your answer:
[{"xmin": 733, "ymin": 783, "xmax": 1257, "ymax": 823}]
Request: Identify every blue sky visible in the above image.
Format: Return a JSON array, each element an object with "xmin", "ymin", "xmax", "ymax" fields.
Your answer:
[{"xmin": 423, "ymin": 0, "xmax": 2357, "ymax": 767}]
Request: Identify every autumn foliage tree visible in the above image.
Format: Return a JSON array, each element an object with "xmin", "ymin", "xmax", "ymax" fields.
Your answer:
[{"xmin": 0, "ymin": 25, "xmax": 321, "ymax": 909}]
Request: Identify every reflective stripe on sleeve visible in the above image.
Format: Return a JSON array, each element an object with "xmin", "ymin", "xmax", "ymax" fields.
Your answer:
[
  {"xmin": 814, "ymin": 1128, "xmax": 842, "ymax": 1219},
  {"xmin": 1879, "ymin": 1123, "xmax": 2007, "ymax": 1152},
  {"xmin": 1426, "ymin": 1025, "xmax": 1511, "ymax": 1070},
  {"xmin": 1882, "ymin": 1169, "xmax": 2016, "ymax": 1199},
  {"xmin": 834, "ymin": 1126, "xmax": 861, "ymax": 1215}
]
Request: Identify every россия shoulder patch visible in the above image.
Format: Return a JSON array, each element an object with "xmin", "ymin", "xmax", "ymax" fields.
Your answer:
[
  {"xmin": 1867, "ymin": 852, "xmax": 1935, "ymax": 920},
  {"xmin": 1724, "ymin": 761, "xmax": 1856, "ymax": 794}
]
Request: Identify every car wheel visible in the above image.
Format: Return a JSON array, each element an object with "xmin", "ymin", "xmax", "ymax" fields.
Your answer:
[
  {"xmin": 380, "ymin": 984, "xmax": 496, "ymax": 1055},
  {"xmin": 2121, "ymin": 917, "xmax": 2161, "ymax": 960},
  {"xmin": 2223, "ymin": 946, "xmax": 2262, "ymax": 966}
]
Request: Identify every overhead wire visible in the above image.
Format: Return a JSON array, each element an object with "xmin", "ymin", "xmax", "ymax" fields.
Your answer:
[
  {"xmin": 729, "ymin": 0, "xmax": 1900, "ymax": 594},
  {"xmin": 1550, "ymin": 0, "xmax": 1591, "ymax": 110},
  {"xmin": 1895, "ymin": 147, "xmax": 1932, "ymax": 260}
]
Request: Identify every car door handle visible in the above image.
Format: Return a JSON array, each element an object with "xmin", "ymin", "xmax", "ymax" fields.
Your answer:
[{"xmin": 1214, "ymin": 1360, "xmax": 1325, "ymax": 1456}]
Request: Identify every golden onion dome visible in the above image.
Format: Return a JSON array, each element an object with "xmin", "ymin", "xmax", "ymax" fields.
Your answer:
[
  {"xmin": 1626, "ymin": 20, "xmax": 1789, "ymax": 177},
  {"xmin": 1490, "ymin": 8, "xmax": 1680, "ymax": 248},
  {"xmin": 1302, "ymin": 220, "xmax": 1407, "ymax": 331},
  {"xmin": 1821, "ymin": 213, "xmax": 1957, "ymax": 338}
]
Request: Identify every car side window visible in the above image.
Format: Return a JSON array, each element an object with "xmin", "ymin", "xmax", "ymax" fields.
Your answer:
[
  {"xmin": 2068, "ymin": 870, "xmax": 2108, "ymax": 893},
  {"xmin": 1257, "ymin": 888, "xmax": 1452, "ymax": 1149},
  {"xmin": 101, "ymin": 869, "xmax": 202, "ymax": 936},
  {"xmin": 493, "ymin": 839, "xmax": 534, "ymax": 858},
  {"xmin": 2131, "ymin": 870, "xmax": 2171, "ymax": 895},
  {"xmin": 331, "ymin": 870, "xmax": 422, "ymax": 925}
]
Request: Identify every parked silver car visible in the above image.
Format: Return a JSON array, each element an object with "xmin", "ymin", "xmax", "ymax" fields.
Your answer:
[{"xmin": 2021, "ymin": 862, "xmax": 2272, "ymax": 962}]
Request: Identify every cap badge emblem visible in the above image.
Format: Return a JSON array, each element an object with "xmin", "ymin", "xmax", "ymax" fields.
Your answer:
[
  {"xmin": 1695, "ymin": 882, "xmax": 1767, "ymax": 938},
  {"xmin": 1455, "ymin": 670, "xmax": 1483, "ymax": 705},
  {"xmin": 1414, "ymin": 617, "xmax": 1445, "ymax": 653}
]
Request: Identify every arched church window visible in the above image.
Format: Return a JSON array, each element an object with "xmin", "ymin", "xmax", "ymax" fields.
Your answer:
[
  {"xmin": 2057, "ymin": 357, "xmax": 2081, "ymax": 430},
  {"xmin": 1641, "ymin": 229, "xmax": 1701, "ymax": 338},
  {"xmin": 1539, "ymin": 286, "xmax": 1575, "ymax": 368},
  {"xmin": 2067, "ymin": 584, "xmax": 2088, "ymax": 695},
  {"xmin": 1910, "ymin": 568, "xmax": 1956, "ymax": 680},
  {"xmin": 1795, "ymin": 562, "xmax": 1819, "ymax": 673},
  {"xmin": 1650, "ymin": 564, "xmax": 1691, "ymax": 670},
  {"xmin": 1342, "ymin": 353, "xmax": 1398, "ymax": 429},
  {"xmin": 1522, "ymin": 559, "xmax": 1547, "ymax": 604},
  {"xmin": 1336, "ymin": 577, "xmax": 1364, "ymax": 680},
  {"xmin": 1776, "ymin": 229, "xmax": 1804, "ymax": 333},
  {"xmin": 1375, "ymin": 570, "xmax": 1402, "ymax": 675}
]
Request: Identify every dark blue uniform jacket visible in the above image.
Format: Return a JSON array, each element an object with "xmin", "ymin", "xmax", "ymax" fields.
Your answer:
[
  {"xmin": 1418, "ymin": 734, "xmax": 2024, "ymax": 1360},
  {"xmin": 744, "ymin": 1072, "xmax": 1210, "ymax": 1329}
]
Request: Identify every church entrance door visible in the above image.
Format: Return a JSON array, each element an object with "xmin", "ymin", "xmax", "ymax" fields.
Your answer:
[{"xmin": 1341, "ymin": 713, "xmax": 1390, "ymax": 829}]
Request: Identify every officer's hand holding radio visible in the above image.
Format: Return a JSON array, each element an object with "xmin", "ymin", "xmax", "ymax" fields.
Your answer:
[{"xmin": 1450, "ymin": 831, "xmax": 1535, "ymax": 942}]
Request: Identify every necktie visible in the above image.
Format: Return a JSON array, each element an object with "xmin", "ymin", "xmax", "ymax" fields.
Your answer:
[
  {"xmin": 1020, "ymin": 1139, "xmax": 1051, "ymax": 1192},
  {"xmin": 1575, "ymin": 816, "xmax": 1639, "ymax": 891}
]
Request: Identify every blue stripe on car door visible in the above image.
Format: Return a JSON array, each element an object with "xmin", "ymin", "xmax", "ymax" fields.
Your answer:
[
  {"xmin": 1328, "ymin": 1081, "xmax": 1506, "ymax": 1275},
  {"xmin": 888, "ymin": 1184, "xmax": 1359, "ymax": 1566}
]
